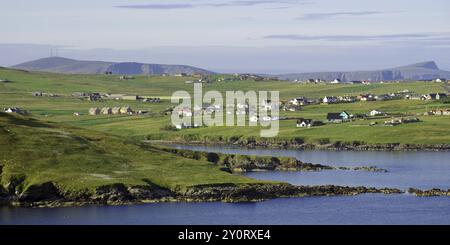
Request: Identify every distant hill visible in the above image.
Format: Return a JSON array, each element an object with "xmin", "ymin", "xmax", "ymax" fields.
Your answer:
[
  {"xmin": 12, "ymin": 57, "xmax": 214, "ymax": 75},
  {"xmin": 277, "ymin": 61, "xmax": 450, "ymax": 82}
]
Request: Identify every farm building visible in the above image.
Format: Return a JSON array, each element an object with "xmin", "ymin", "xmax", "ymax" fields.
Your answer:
[
  {"xmin": 122, "ymin": 95, "xmax": 140, "ymax": 101},
  {"xmin": 107, "ymin": 94, "xmax": 125, "ymax": 100}
]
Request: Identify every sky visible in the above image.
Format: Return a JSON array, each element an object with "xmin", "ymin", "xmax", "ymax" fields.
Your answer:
[{"xmin": 1, "ymin": 0, "xmax": 449, "ymax": 73}]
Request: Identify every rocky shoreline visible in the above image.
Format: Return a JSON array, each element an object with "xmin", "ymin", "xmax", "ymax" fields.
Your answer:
[
  {"xmin": 155, "ymin": 145, "xmax": 388, "ymax": 173},
  {"xmin": 408, "ymin": 188, "xmax": 450, "ymax": 197},
  {"xmin": 0, "ymin": 182, "xmax": 404, "ymax": 208},
  {"xmin": 149, "ymin": 140, "xmax": 450, "ymax": 152}
]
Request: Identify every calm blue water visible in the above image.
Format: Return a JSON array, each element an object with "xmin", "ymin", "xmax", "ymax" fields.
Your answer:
[
  {"xmin": 169, "ymin": 145, "xmax": 450, "ymax": 190},
  {"xmin": 1, "ymin": 195, "xmax": 449, "ymax": 225},
  {"xmin": 1, "ymin": 146, "xmax": 449, "ymax": 225}
]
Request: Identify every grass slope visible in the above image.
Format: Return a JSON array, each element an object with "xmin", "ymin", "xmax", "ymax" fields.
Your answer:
[
  {"xmin": 1, "ymin": 67, "xmax": 449, "ymax": 145},
  {"xmin": 0, "ymin": 112, "xmax": 261, "ymax": 195}
]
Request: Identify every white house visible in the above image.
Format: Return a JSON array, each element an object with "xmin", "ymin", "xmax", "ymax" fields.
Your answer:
[
  {"xmin": 296, "ymin": 119, "xmax": 312, "ymax": 128},
  {"xmin": 323, "ymin": 96, "xmax": 339, "ymax": 104},
  {"xmin": 369, "ymin": 110, "xmax": 384, "ymax": 116},
  {"xmin": 330, "ymin": 79, "xmax": 341, "ymax": 84}
]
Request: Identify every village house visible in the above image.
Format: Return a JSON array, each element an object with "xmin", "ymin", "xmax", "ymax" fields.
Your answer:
[
  {"xmin": 88, "ymin": 93, "xmax": 102, "ymax": 102},
  {"xmin": 338, "ymin": 95, "xmax": 357, "ymax": 103},
  {"xmin": 330, "ymin": 79, "xmax": 341, "ymax": 84},
  {"xmin": 369, "ymin": 110, "xmax": 385, "ymax": 116},
  {"xmin": 323, "ymin": 96, "xmax": 339, "ymax": 104},
  {"xmin": 32, "ymin": 91, "xmax": 43, "ymax": 97},
  {"xmin": 384, "ymin": 118, "xmax": 402, "ymax": 126},
  {"xmin": 175, "ymin": 123, "xmax": 200, "ymax": 130},
  {"xmin": 421, "ymin": 93, "xmax": 448, "ymax": 100},
  {"xmin": 89, "ymin": 107, "xmax": 100, "ymax": 115},
  {"xmin": 119, "ymin": 76, "xmax": 135, "ymax": 80},
  {"xmin": 289, "ymin": 97, "xmax": 309, "ymax": 106},
  {"xmin": 112, "ymin": 107, "xmax": 121, "ymax": 115},
  {"xmin": 119, "ymin": 106, "xmax": 133, "ymax": 115},
  {"xmin": 358, "ymin": 94, "xmax": 375, "ymax": 101},
  {"xmin": 3, "ymin": 107, "xmax": 24, "ymax": 114},
  {"xmin": 374, "ymin": 94, "xmax": 395, "ymax": 101},
  {"xmin": 327, "ymin": 111, "xmax": 350, "ymax": 123},
  {"xmin": 425, "ymin": 109, "xmax": 450, "ymax": 116},
  {"xmin": 385, "ymin": 117, "xmax": 420, "ymax": 126},
  {"xmin": 107, "ymin": 94, "xmax": 125, "ymax": 100},
  {"xmin": 101, "ymin": 107, "xmax": 112, "ymax": 115},
  {"xmin": 122, "ymin": 95, "xmax": 140, "ymax": 101},
  {"xmin": 296, "ymin": 118, "xmax": 313, "ymax": 128}
]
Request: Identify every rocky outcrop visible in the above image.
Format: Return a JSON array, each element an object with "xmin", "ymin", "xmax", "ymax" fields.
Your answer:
[
  {"xmin": 91, "ymin": 183, "xmax": 175, "ymax": 204},
  {"xmin": 181, "ymin": 184, "xmax": 403, "ymax": 202},
  {"xmin": 408, "ymin": 188, "xmax": 450, "ymax": 197},
  {"xmin": 18, "ymin": 182, "xmax": 62, "ymax": 202},
  {"xmin": 0, "ymin": 180, "xmax": 407, "ymax": 207},
  {"xmin": 337, "ymin": 166, "xmax": 388, "ymax": 173},
  {"xmin": 156, "ymin": 146, "xmax": 388, "ymax": 173}
]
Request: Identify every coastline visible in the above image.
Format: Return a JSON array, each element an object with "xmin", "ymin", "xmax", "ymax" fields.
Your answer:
[
  {"xmin": 0, "ymin": 182, "xmax": 407, "ymax": 208},
  {"xmin": 147, "ymin": 139, "xmax": 450, "ymax": 152}
]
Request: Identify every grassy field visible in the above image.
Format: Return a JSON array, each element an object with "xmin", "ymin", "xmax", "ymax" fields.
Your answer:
[
  {"xmin": 1, "ymin": 67, "xmax": 450, "ymax": 145},
  {"xmin": 0, "ymin": 112, "xmax": 264, "ymax": 195}
]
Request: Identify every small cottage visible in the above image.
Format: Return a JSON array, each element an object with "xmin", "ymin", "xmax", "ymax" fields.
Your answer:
[
  {"xmin": 89, "ymin": 107, "xmax": 100, "ymax": 115},
  {"xmin": 4, "ymin": 107, "xmax": 24, "ymax": 114},
  {"xmin": 120, "ymin": 106, "xmax": 133, "ymax": 115},
  {"xmin": 369, "ymin": 110, "xmax": 384, "ymax": 116},
  {"xmin": 297, "ymin": 118, "xmax": 313, "ymax": 128},
  {"xmin": 112, "ymin": 107, "xmax": 121, "ymax": 115},
  {"xmin": 101, "ymin": 107, "xmax": 112, "ymax": 115},
  {"xmin": 327, "ymin": 111, "xmax": 350, "ymax": 123}
]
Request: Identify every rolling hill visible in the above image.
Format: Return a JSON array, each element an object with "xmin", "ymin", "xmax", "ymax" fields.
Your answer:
[
  {"xmin": 12, "ymin": 57, "xmax": 214, "ymax": 75},
  {"xmin": 277, "ymin": 61, "xmax": 450, "ymax": 82}
]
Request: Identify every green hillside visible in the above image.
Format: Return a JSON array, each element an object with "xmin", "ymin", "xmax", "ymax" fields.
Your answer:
[{"xmin": 0, "ymin": 112, "xmax": 261, "ymax": 197}]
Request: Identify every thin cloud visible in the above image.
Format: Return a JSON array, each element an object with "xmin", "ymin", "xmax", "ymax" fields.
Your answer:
[
  {"xmin": 263, "ymin": 33, "xmax": 448, "ymax": 42},
  {"xmin": 297, "ymin": 11, "xmax": 384, "ymax": 20},
  {"xmin": 115, "ymin": 0, "xmax": 306, "ymax": 10},
  {"xmin": 115, "ymin": 4, "xmax": 193, "ymax": 9}
]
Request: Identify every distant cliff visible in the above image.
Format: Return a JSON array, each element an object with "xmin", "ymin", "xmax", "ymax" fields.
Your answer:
[
  {"xmin": 277, "ymin": 61, "xmax": 450, "ymax": 82},
  {"xmin": 12, "ymin": 57, "xmax": 214, "ymax": 75}
]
